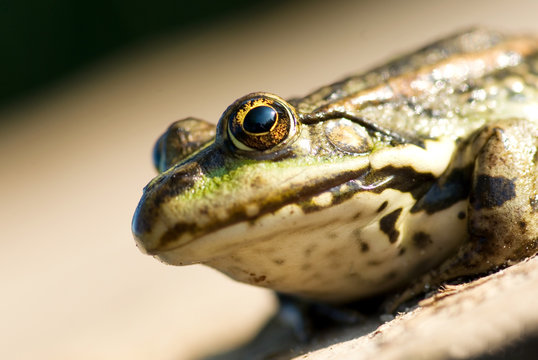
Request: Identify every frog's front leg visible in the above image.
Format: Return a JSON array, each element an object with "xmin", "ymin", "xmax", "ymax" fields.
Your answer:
[
  {"xmin": 390, "ymin": 118, "xmax": 538, "ymax": 311},
  {"xmin": 276, "ymin": 293, "xmax": 367, "ymax": 342},
  {"xmin": 465, "ymin": 118, "xmax": 538, "ymax": 268}
]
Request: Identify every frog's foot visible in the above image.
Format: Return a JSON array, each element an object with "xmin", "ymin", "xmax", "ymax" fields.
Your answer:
[{"xmin": 277, "ymin": 293, "xmax": 367, "ymax": 342}]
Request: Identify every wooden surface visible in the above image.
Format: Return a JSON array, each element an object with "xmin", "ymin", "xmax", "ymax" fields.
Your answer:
[
  {"xmin": 1, "ymin": 1, "xmax": 538, "ymax": 359},
  {"xmin": 295, "ymin": 256, "xmax": 538, "ymax": 360}
]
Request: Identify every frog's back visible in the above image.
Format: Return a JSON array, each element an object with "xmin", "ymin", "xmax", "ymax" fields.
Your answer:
[{"xmin": 296, "ymin": 28, "xmax": 538, "ymax": 141}]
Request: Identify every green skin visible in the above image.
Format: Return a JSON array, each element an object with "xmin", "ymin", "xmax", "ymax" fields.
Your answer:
[{"xmin": 132, "ymin": 29, "xmax": 538, "ymax": 307}]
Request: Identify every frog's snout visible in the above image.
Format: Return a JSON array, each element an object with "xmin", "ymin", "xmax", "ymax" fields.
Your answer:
[{"xmin": 131, "ymin": 161, "xmax": 202, "ymax": 255}]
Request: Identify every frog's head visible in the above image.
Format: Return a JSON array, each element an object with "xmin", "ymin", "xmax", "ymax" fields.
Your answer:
[
  {"xmin": 132, "ymin": 92, "xmax": 386, "ymax": 263},
  {"xmin": 132, "ymin": 92, "xmax": 446, "ymax": 279}
]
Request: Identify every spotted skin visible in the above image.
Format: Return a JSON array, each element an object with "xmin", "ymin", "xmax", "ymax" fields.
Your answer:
[
  {"xmin": 379, "ymin": 208, "xmax": 403, "ymax": 244},
  {"xmin": 412, "ymin": 232, "xmax": 433, "ymax": 249},
  {"xmin": 132, "ymin": 29, "xmax": 538, "ymax": 306},
  {"xmin": 472, "ymin": 175, "xmax": 516, "ymax": 209}
]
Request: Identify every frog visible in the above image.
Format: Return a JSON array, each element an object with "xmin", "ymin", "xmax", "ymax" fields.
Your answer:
[{"xmin": 132, "ymin": 28, "xmax": 538, "ymax": 331}]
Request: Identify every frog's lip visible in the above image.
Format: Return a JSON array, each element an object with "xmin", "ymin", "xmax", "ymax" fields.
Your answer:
[
  {"xmin": 132, "ymin": 136, "xmax": 451, "ymax": 263},
  {"xmin": 133, "ymin": 177, "xmax": 365, "ymax": 265},
  {"xmin": 132, "ymin": 166, "xmax": 372, "ymax": 260},
  {"xmin": 131, "ymin": 150, "xmax": 374, "ymax": 262}
]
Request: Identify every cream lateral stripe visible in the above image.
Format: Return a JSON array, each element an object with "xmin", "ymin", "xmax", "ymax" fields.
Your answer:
[{"xmin": 369, "ymin": 139, "xmax": 455, "ymax": 176}]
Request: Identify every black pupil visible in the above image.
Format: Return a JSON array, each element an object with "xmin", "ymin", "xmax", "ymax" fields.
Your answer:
[{"xmin": 242, "ymin": 106, "xmax": 277, "ymax": 133}]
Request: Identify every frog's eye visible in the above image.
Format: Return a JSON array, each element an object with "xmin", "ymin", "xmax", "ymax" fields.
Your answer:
[
  {"xmin": 225, "ymin": 93, "xmax": 298, "ymax": 151},
  {"xmin": 153, "ymin": 118, "xmax": 216, "ymax": 173}
]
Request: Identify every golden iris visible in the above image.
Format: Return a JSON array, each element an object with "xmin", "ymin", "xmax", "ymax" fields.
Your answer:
[{"xmin": 226, "ymin": 93, "xmax": 297, "ymax": 151}]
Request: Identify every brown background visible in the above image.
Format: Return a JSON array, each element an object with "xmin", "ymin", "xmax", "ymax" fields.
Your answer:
[{"xmin": 2, "ymin": 1, "xmax": 538, "ymax": 359}]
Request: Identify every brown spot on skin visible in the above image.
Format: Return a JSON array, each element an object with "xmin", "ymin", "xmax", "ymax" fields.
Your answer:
[
  {"xmin": 359, "ymin": 242, "xmax": 369, "ymax": 253},
  {"xmin": 398, "ymin": 247, "xmax": 406, "ymax": 256},
  {"xmin": 380, "ymin": 208, "xmax": 402, "ymax": 244},
  {"xmin": 367, "ymin": 259, "xmax": 382, "ymax": 266},
  {"xmin": 273, "ymin": 259, "xmax": 285, "ymax": 265},
  {"xmin": 352, "ymin": 211, "xmax": 362, "ymax": 220},
  {"xmin": 301, "ymin": 263, "xmax": 312, "ymax": 271},
  {"xmin": 413, "ymin": 232, "xmax": 433, "ymax": 249},
  {"xmin": 458, "ymin": 211, "xmax": 466, "ymax": 219},
  {"xmin": 472, "ymin": 175, "xmax": 516, "ymax": 209},
  {"xmin": 252, "ymin": 275, "xmax": 266, "ymax": 283},
  {"xmin": 519, "ymin": 221, "xmax": 527, "ymax": 233},
  {"xmin": 377, "ymin": 201, "xmax": 389, "ymax": 213},
  {"xmin": 326, "ymin": 248, "xmax": 339, "ymax": 257},
  {"xmin": 304, "ymin": 244, "xmax": 317, "ymax": 257}
]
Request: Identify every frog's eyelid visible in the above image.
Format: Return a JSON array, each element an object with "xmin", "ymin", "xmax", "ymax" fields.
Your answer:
[{"xmin": 300, "ymin": 110, "xmax": 425, "ymax": 148}]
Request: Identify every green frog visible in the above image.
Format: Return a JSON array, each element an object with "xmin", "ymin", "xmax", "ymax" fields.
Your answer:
[{"xmin": 132, "ymin": 29, "xmax": 538, "ymax": 316}]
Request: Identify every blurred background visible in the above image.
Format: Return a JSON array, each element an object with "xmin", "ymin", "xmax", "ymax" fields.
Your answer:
[{"xmin": 1, "ymin": 0, "xmax": 538, "ymax": 359}]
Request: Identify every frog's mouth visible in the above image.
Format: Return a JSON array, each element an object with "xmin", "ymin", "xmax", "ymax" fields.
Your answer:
[
  {"xmin": 131, "ymin": 144, "xmax": 379, "ymax": 264},
  {"xmin": 132, "ymin": 137, "xmax": 447, "ymax": 266}
]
